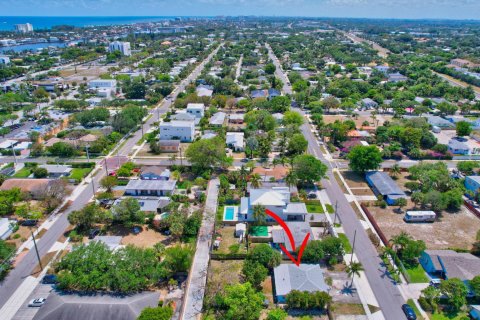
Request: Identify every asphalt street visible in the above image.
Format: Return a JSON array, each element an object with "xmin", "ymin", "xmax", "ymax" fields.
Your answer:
[{"xmin": 266, "ymin": 43, "xmax": 407, "ymax": 319}]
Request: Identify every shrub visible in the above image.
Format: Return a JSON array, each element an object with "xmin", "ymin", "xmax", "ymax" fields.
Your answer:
[
  {"xmin": 267, "ymin": 308, "xmax": 288, "ymax": 320},
  {"xmin": 418, "ymin": 296, "xmax": 433, "ymax": 312}
]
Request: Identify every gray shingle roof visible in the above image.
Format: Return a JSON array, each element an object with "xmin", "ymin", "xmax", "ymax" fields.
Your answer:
[
  {"xmin": 274, "ymin": 264, "xmax": 329, "ymax": 296},
  {"xmin": 366, "ymin": 171, "xmax": 406, "ymax": 197},
  {"xmin": 424, "ymin": 250, "xmax": 480, "ymax": 281},
  {"xmin": 33, "ymin": 291, "xmax": 160, "ymax": 320},
  {"xmin": 272, "ymin": 222, "xmax": 312, "ymax": 251}
]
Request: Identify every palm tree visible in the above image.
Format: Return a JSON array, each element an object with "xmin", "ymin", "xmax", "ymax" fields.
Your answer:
[
  {"xmin": 239, "ymin": 165, "xmax": 248, "ymax": 194},
  {"xmin": 252, "ymin": 205, "xmax": 267, "ymax": 225},
  {"xmin": 285, "ymin": 170, "xmax": 298, "ymax": 190},
  {"xmin": 346, "ymin": 261, "xmax": 364, "ymax": 287},
  {"xmin": 250, "ymin": 173, "xmax": 262, "ymax": 189},
  {"xmin": 390, "ymin": 164, "xmax": 401, "ymax": 179},
  {"xmin": 389, "ymin": 231, "xmax": 411, "ymax": 254},
  {"xmin": 169, "ymin": 154, "xmax": 177, "ymax": 165}
]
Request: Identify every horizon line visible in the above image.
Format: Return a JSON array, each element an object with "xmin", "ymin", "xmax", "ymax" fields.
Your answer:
[{"xmin": 0, "ymin": 15, "xmax": 480, "ymax": 22}]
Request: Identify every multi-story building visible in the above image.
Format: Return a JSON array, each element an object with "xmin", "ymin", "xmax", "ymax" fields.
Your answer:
[
  {"xmin": 88, "ymin": 79, "xmax": 117, "ymax": 98},
  {"xmin": 108, "ymin": 41, "xmax": 132, "ymax": 56},
  {"xmin": 14, "ymin": 23, "xmax": 33, "ymax": 33},
  {"xmin": 0, "ymin": 56, "xmax": 10, "ymax": 64},
  {"xmin": 186, "ymin": 103, "xmax": 205, "ymax": 119},
  {"xmin": 159, "ymin": 120, "xmax": 195, "ymax": 142}
]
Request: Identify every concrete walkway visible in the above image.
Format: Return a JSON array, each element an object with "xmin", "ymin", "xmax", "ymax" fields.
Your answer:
[{"xmin": 181, "ymin": 178, "xmax": 219, "ymax": 320}]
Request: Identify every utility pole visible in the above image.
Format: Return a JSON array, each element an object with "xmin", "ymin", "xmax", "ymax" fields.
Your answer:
[
  {"xmin": 31, "ymin": 229, "xmax": 43, "ymax": 271},
  {"xmin": 10, "ymin": 143, "xmax": 17, "ymax": 166},
  {"xmin": 333, "ymin": 201, "xmax": 338, "ymax": 225},
  {"xmin": 104, "ymin": 157, "xmax": 109, "ymax": 175},
  {"xmin": 179, "ymin": 147, "xmax": 183, "ymax": 166},
  {"xmin": 85, "ymin": 145, "xmax": 90, "ymax": 163},
  {"xmin": 350, "ymin": 230, "xmax": 357, "ymax": 264},
  {"xmin": 91, "ymin": 178, "xmax": 96, "ymax": 199}
]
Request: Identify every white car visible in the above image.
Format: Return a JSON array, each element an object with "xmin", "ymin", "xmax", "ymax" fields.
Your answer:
[{"xmin": 28, "ymin": 298, "xmax": 46, "ymax": 307}]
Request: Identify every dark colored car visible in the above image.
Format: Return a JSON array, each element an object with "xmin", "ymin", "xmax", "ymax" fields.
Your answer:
[
  {"xmin": 22, "ymin": 219, "xmax": 38, "ymax": 227},
  {"xmin": 88, "ymin": 228, "xmax": 100, "ymax": 239},
  {"xmin": 42, "ymin": 274, "xmax": 58, "ymax": 284},
  {"xmin": 401, "ymin": 304, "xmax": 417, "ymax": 320}
]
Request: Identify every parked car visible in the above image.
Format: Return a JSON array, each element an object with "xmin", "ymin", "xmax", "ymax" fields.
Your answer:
[
  {"xmin": 429, "ymin": 279, "xmax": 441, "ymax": 288},
  {"xmin": 401, "ymin": 304, "xmax": 417, "ymax": 320},
  {"xmin": 22, "ymin": 219, "xmax": 38, "ymax": 227},
  {"xmin": 132, "ymin": 226, "xmax": 141, "ymax": 235},
  {"xmin": 307, "ymin": 192, "xmax": 317, "ymax": 199},
  {"xmin": 42, "ymin": 274, "xmax": 58, "ymax": 284},
  {"xmin": 88, "ymin": 228, "xmax": 100, "ymax": 239},
  {"xmin": 28, "ymin": 298, "xmax": 46, "ymax": 307}
]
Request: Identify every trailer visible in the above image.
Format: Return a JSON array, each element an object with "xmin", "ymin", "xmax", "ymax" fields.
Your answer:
[{"xmin": 404, "ymin": 211, "xmax": 436, "ymax": 223}]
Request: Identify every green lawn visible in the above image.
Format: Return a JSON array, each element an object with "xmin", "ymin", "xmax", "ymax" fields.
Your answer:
[
  {"xmin": 407, "ymin": 299, "xmax": 424, "ymax": 320},
  {"xmin": 326, "ymin": 204, "xmax": 335, "ymax": 214},
  {"xmin": 216, "ymin": 205, "xmax": 225, "ymax": 222},
  {"xmin": 13, "ymin": 168, "xmax": 31, "ymax": 178},
  {"xmin": 305, "ymin": 200, "xmax": 324, "ymax": 213},
  {"xmin": 338, "ymin": 233, "xmax": 352, "ymax": 253},
  {"xmin": 405, "ymin": 264, "xmax": 429, "ymax": 283},
  {"xmin": 69, "ymin": 168, "xmax": 92, "ymax": 182},
  {"xmin": 429, "ymin": 311, "xmax": 468, "ymax": 320}
]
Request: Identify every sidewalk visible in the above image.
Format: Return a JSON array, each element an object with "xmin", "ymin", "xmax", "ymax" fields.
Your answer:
[{"xmin": 180, "ymin": 178, "xmax": 219, "ymax": 320}]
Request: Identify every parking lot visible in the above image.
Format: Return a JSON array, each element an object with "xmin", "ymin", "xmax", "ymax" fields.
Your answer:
[{"xmin": 12, "ymin": 282, "xmax": 54, "ymax": 320}]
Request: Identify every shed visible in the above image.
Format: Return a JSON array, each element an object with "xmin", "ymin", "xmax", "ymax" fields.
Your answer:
[
  {"xmin": 365, "ymin": 171, "xmax": 406, "ymax": 205},
  {"xmin": 235, "ymin": 223, "xmax": 246, "ymax": 238}
]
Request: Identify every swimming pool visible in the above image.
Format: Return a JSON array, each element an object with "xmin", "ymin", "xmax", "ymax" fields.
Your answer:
[{"xmin": 223, "ymin": 206, "xmax": 238, "ymax": 221}]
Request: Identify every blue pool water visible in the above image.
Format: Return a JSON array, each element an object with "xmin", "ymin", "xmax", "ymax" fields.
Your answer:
[{"xmin": 224, "ymin": 207, "xmax": 235, "ymax": 220}]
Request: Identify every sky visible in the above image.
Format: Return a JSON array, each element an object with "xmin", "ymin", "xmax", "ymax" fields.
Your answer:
[{"xmin": 0, "ymin": 0, "xmax": 479, "ymax": 20}]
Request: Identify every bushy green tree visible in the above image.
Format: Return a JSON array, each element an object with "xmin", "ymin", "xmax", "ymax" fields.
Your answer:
[
  {"xmin": 292, "ymin": 154, "xmax": 327, "ymax": 184},
  {"xmin": 137, "ymin": 306, "xmax": 173, "ymax": 320},
  {"xmin": 246, "ymin": 243, "xmax": 281, "ymax": 269},
  {"xmin": 347, "ymin": 145, "xmax": 382, "ymax": 173},
  {"xmin": 214, "ymin": 282, "xmax": 265, "ymax": 320},
  {"xmin": 439, "ymin": 278, "xmax": 468, "ymax": 311}
]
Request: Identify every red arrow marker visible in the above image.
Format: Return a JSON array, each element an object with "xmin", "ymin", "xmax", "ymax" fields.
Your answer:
[{"xmin": 265, "ymin": 209, "xmax": 311, "ymax": 266}]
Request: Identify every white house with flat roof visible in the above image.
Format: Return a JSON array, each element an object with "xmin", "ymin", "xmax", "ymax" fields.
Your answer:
[
  {"xmin": 236, "ymin": 187, "xmax": 307, "ymax": 222},
  {"xmin": 226, "ymin": 132, "xmax": 244, "ymax": 151},
  {"xmin": 159, "ymin": 120, "xmax": 195, "ymax": 142},
  {"xmin": 186, "ymin": 103, "xmax": 205, "ymax": 119}
]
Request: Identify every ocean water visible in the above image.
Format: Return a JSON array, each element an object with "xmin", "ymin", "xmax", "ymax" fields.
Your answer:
[{"xmin": 0, "ymin": 16, "xmax": 177, "ymax": 31}]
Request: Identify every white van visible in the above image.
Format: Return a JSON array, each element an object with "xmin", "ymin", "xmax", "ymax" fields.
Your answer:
[{"xmin": 404, "ymin": 211, "xmax": 436, "ymax": 223}]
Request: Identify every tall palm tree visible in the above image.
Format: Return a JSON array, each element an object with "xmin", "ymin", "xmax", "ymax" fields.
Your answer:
[
  {"xmin": 252, "ymin": 205, "xmax": 267, "ymax": 225},
  {"xmin": 346, "ymin": 261, "xmax": 364, "ymax": 287},
  {"xmin": 390, "ymin": 164, "xmax": 401, "ymax": 179},
  {"xmin": 169, "ymin": 154, "xmax": 177, "ymax": 165},
  {"xmin": 285, "ymin": 170, "xmax": 298, "ymax": 189},
  {"xmin": 250, "ymin": 173, "xmax": 262, "ymax": 189}
]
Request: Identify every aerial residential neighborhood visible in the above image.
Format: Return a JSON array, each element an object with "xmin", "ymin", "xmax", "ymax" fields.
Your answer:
[{"xmin": 2, "ymin": 4, "xmax": 480, "ymax": 320}]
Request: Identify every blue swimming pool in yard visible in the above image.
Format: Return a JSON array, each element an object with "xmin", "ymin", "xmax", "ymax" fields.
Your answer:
[{"xmin": 224, "ymin": 206, "xmax": 235, "ymax": 220}]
